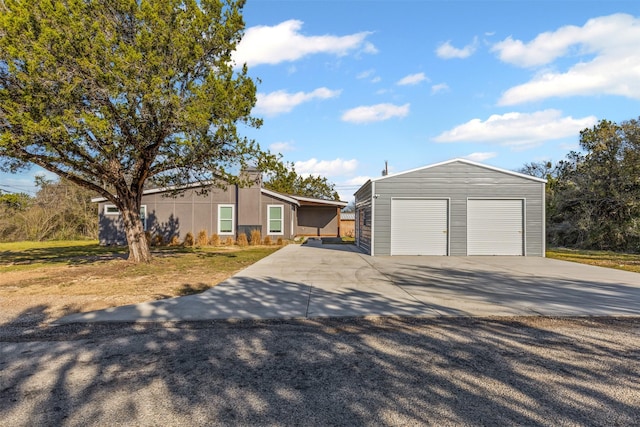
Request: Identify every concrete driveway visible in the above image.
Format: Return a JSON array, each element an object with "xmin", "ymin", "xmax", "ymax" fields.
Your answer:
[{"xmin": 58, "ymin": 240, "xmax": 640, "ymax": 323}]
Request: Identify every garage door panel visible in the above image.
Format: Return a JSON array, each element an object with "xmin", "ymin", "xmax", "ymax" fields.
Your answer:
[
  {"xmin": 391, "ymin": 199, "xmax": 448, "ymax": 255},
  {"xmin": 468, "ymin": 199, "xmax": 523, "ymax": 256}
]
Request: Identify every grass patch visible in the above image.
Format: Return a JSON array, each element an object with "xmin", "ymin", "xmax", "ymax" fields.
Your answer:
[
  {"xmin": 0, "ymin": 240, "xmax": 127, "ymax": 269},
  {"xmin": 547, "ymin": 248, "xmax": 640, "ymax": 273},
  {"xmin": 0, "ymin": 241, "xmax": 280, "ymax": 325}
]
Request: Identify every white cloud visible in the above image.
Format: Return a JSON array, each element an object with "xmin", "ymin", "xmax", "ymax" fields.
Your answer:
[
  {"xmin": 436, "ymin": 37, "xmax": 478, "ymax": 59},
  {"xmin": 233, "ymin": 20, "xmax": 375, "ymax": 67},
  {"xmin": 343, "ymin": 176, "xmax": 372, "ymax": 186},
  {"xmin": 357, "ymin": 69, "xmax": 375, "ymax": 79},
  {"xmin": 362, "ymin": 42, "xmax": 379, "ymax": 55},
  {"xmin": 269, "ymin": 141, "xmax": 295, "ymax": 153},
  {"xmin": 294, "ymin": 158, "xmax": 359, "ymax": 176},
  {"xmin": 492, "ymin": 13, "xmax": 640, "ymax": 104},
  {"xmin": 463, "ymin": 152, "xmax": 498, "ymax": 162},
  {"xmin": 356, "ymin": 69, "xmax": 381, "ymax": 83},
  {"xmin": 433, "ymin": 109, "xmax": 598, "ymax": 149},
  {"xmin": 431, "ymin": 83, "xmax": 450, "ymax": 94},
  {"xmin": 341, "ymin": 103, "xmax": 410, "ymax": 124},
  {"xmin": 255, "ymin": 87, "xmax": 341, "ymax": 116},
  {"xmin": 397, "ymin": 72, "xmax": 429, "ymax": 86}
]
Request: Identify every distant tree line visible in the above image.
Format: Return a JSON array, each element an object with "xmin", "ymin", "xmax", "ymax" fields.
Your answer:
[
  {"xmin": 520, "ymin": 118, "xmax": 640, "ymax": 253},
  {"xmin": 0, "ymin": 177, "xmax": 98, "ymax": 241},
  {"xmin": 264, "ymin": 161, "xmax": 340, "ymax": 201}
]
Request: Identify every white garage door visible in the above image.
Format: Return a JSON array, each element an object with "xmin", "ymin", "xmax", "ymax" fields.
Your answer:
[
  {"xmin": 467, "ymin": 199, "xmax": 524, "ymax": 255},
  {"xmin": 391, "ymin": 199, "xmax": 448, "ymax": 255}
]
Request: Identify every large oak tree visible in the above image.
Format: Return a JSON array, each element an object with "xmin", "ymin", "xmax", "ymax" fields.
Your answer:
[{"xmin": 0, "ymin": 0, "xmax": 272, "ymax": 262}]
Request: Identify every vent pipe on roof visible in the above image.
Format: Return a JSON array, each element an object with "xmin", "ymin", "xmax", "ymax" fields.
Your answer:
[{"xmin": 381, "ymin": 160, "xmax": 388, "ymax": 176}]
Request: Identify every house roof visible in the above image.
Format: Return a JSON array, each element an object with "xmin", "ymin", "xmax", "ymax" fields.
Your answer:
[
  {"xmin": 340, "ymin": 212, "xmax": 355, "ymax": 220},
  {"xmin": 260, "ymin": 188, "xmax": 300, "ymax": 206},
  {"xmin": 92, "ymin": 182, "xmax": 348, "ymax": 208},
  {"xmin": 289, "ymin": 195, "xmax": 348, "ymax": 208},
  {"xmin": 90, "ymin": 180, "xmax": 217, "ymax": 203},
  {"xmin": 360, "ymin": 158, "xmax": 547, "ymax": 189}
]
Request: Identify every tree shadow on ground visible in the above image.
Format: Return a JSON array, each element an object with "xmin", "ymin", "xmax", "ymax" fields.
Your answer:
[
  {"xmin": 1, "ymin": 305, "xmax": 639, "ymax": 425},
  {"xmin": 0, "ymin": 245, "xmax": 129, "ymax": 266},
  {"xmin": 372, "ymin": 259, "xmax": 640, "ymax": 316}
]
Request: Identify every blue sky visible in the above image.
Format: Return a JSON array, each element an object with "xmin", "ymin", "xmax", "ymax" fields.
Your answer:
[{"xmin": 2, "ymin": 0, "xmax": 639, "ymax": 201}]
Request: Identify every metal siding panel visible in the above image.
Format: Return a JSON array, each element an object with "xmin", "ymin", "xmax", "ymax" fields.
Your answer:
[
  {"xmin": 355, "ymin": 161, "xmax": 544, "ymax": 256},
  {"xmin": 390, "ymin": 199, "xmax": 448, "ymax": 255},
  {"xmin": 354, "ymin": 181, "xmax": 372, "ymax": 254},
  {"xmin": 468, "ymin": 199, "xmax": 523, "ymax": 255}
]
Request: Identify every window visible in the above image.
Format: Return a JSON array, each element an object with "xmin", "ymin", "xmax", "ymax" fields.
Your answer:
[
  {"xmin": 105, "ymin": 205, "xmax": 120, "ymax": 215},
  {"xmin": 218, "ymin": 205, "xmax": 234, "ymax": 235},
  {"xmin": 104, "ymin": 204, "xmax": 147, "ymax": 231},
  {"xmin": 267, "ymin": 205, "xmax": 284, "ymax": 235},
  {"xmin": 139, "ymin": 205, "xmax": 147, "ymax": 231}
]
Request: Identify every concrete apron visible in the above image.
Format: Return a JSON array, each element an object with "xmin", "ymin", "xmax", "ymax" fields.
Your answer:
[{"xmin": 56, "ymin": 242, "xmax": 640, "ymax": 324}]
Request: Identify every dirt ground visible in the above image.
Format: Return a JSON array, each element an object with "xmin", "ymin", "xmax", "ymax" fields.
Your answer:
[
  {"xmin": 1, "ymin": 316, "xmax": 639, "ymax": 426},
  {"xmin": 0, "ymin": 246, "xmax": 278, "ymax": 327}
]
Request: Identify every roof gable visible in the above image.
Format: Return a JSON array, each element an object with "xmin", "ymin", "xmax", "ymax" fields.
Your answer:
[{"xmin": 370, "ymin": 158, "xmax": 547, "ymax": 183}]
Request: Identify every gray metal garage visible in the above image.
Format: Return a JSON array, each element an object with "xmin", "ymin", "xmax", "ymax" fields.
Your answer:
[{"xmin": 354, "ymin": 159, "xmax": 546, "ymax": 256}]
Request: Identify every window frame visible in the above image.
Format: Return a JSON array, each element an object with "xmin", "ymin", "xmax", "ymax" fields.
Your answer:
[
  {"xmin": 218, "ymin": 204, "xmax": 235, "ymax": 235},
  {"xmin": 104, "ymin": 205, "xmax": 120, "ymax": 215},
  {"xmin": 104, "ymin": 204, "xmax": 147, "ymax": 231},
  {"xmin": 267, "ymin": 204, "xmax": 284, "ymax": 235}
]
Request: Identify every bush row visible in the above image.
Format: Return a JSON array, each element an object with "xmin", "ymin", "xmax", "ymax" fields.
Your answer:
[{"xmin": 145, "ymin": 230, "xmax": 284, "ymax": 248}]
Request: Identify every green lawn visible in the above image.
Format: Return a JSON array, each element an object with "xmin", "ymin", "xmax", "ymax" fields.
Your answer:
[{"xmin": 547, "ymin": 248, "xmax": 640, "ymax": 273}]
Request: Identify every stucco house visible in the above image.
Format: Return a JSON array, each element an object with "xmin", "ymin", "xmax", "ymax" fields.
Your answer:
[
  {"xmin": 93, "ymin": 169, "xmax": 347, "ymax": 245},
  {"xmin": 354, "ymin": 158, "xmax": 546, "ymax": 256}
]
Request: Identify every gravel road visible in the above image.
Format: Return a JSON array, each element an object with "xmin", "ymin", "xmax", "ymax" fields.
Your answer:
[{"xmin": 1, "ymin": 316, "xmax": 639, "ymax": 426}]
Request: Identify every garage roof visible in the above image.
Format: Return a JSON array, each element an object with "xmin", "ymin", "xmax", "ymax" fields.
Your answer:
[{"xmin": 370, "ymin": 158, "xmax": 547, "ymax": 183}]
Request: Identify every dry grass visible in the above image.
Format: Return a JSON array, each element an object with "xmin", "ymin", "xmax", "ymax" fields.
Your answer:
[
  {"xmin": 547, "ymin": 248, "xmax": 640, "ymax": 273},
  {"xmin": 0, "ymin": 241, "xmax": 280, "ymax": 326},
  {"xmin": 196, "ymin": 230, "xmax": 208, "ymax": 246},
  {"xmin": 250, "ymin": 229, "xmax": 262, "ymax": 246},
  {"xmin": 236, "ymin": 233, "xmax": 248, "ymax": 247},
  {"xmin": 183, "ymin": 231, "xmax": 195, "ymax": 247}
]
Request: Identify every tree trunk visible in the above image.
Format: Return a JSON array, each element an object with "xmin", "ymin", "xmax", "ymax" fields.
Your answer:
[{"xmin": 121, "ymin": 204, "xmax": 152, "ymax": 263}]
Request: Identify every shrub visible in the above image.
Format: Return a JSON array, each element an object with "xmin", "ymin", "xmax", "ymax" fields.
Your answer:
[
  {"xmin": 152, "ymin": 234, "xmax": 165, "ymax": 246},
  {"xmin": 236, "ymin": 233, "xmax": 248, "ymax": 247},
  {"xmin": 183, "ymin": 231, "xmax": 195, "ymax": 247},
  {"xmin": 196, "ymin": 229, "xmax": 208, "ymax": 246},
  {"xmin": 276, "ymin": 237, "xmax": 283, "ymax": 246},
  {"xmin": 263, "ymin": 236, "xmax": 272, "ymax": 246},
  {"xmin": 250, "ymin": 229, "xmax": 262, "ymax": 245},
  {"xmin": 144, "ymin": 231, "xmax": 152, "ymax": 244},
  {"xmin": 209, "ymin": 233, "xmax": 220, "ymax": 246},
  {"xmin": 169, "ymin": 235, "xmax": 181, "ymax": 246},
  {"xmin": 224, "ymin": 237, "xmax": 234, "ymax": 246}
]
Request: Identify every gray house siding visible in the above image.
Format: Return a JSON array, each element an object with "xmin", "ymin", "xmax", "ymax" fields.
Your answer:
[
  {"xmin": 355, "ymin": 160, "xmax": 545, "ymax": 257},
  {"xmin": 98, "ymin": 186, "xmax": 237, "ymax": 245},
  {"xmin": 260, "ymin": 192, "xmax": 297, "ymax": 239},
  {"xmin": 354, "ymin": 181, "xmax": 373, "ymax": 255},
  {"xmin": 96, "ymin": 183, "xmax": 342, "ymax": 245},
  {"xmin": 296, "ymin": 206, "xmax": 340, "ymax": 236}
]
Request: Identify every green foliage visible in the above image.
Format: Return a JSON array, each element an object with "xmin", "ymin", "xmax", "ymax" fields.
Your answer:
[
  {"xmin": 0, "ymin": 177, "xmax": 98, "ymax": 241},
  {"xmin": 0, "ymin": 191, "xmax": 30, "ymax": 210},
  {"xmin": 0, "ymin": 0, "xmax": 275, "ymax": 261},
  {"xmin": 264, "ymin": 161, "xmax": 340, "ymax": 200},
  {"xmin": 521, "ymin": 117, "xmax": 640, "ymax": 252}
]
